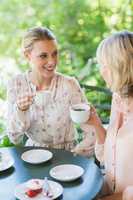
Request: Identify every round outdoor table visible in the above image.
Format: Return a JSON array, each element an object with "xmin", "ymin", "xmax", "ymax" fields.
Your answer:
[{"xmin": 0, "ymin": 147, "xmax": 103, "ymax": 200}]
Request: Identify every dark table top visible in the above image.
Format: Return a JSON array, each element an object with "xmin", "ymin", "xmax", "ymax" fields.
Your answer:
[{"xmin": 0, "ymin": 147, "xmax": 103, "ymax": 200}]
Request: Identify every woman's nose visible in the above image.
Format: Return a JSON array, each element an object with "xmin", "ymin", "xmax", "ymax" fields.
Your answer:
[{"xmin": 47, "ymin": 57, "xmax": 55, "ymax": 65}]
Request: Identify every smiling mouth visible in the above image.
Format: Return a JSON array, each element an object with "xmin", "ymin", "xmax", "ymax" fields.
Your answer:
[{"xmin": 42, "ymin": 67, "xmax": 55, "ymax": 72}]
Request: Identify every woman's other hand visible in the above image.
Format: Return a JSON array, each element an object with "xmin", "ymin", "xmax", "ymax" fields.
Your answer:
[
  {"xmin": 71, "ymin": 142, "xmax": 94, "ymax": 157},
  {"xmin": 17, "ymin": 93, "xmax": 35, "ymax": 111}
]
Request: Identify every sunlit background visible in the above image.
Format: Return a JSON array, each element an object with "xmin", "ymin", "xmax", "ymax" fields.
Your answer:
[{"xmin": 0, "ymin": 0, "xmax": 133, "ymax": 145}]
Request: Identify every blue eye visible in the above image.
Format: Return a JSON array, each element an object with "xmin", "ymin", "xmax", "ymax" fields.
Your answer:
[{"xmin": 40, "ymin": 54, "xmax": 47, "ymax": 58}]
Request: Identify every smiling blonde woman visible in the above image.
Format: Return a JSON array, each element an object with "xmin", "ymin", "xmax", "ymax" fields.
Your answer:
[{"xmin": 7, "ymin": 27, "xmax": 95, "ymax": 157}]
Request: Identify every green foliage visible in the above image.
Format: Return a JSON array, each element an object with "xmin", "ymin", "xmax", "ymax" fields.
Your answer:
[
  {"xmin": 0, "ymin": 0, "xmax": 133, "ymax": 141},
  {"xmin": 0, "ymin": 135, "xmax": 14, "ymax": 147},
  {"xmin": 0, "ymin": 0, "xmax": 133, "ymax": 73}
]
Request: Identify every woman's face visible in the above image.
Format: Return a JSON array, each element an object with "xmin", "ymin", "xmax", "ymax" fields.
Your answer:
[
  {"xmin": 100, "ymin": 65, "xmax": 112, "ymax": 88},
  {"xmin": 27, "ymin": 39, "xmax": 58, "ymax": 79}
]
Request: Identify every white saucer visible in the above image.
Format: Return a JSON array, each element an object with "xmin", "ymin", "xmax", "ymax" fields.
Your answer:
[
  {"xmin": 14, "ymin": 179, "xmax": 63, "ymax": 200},
  {"xmin": 0, "ymin": 152, "xmax": 14, "ymax": 172},
  {"xmin": 50, "ymin": 164, "xmax": 84, "ymax": 182},
  {"xmin": 21, "ymin": 149, "xmax": 53, "ymax": 164}
]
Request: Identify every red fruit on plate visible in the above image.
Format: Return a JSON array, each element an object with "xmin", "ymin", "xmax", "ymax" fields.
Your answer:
[
  {"xmin": 26, "ymin": 188, "xmax": 42, "ymax": 198},
  {"xmin": 26, "ymin": 190, "xmax": 37, "ymax": 197}
]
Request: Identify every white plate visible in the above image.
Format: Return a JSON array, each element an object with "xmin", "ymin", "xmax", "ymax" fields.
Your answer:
[
  {"xmin": 14, "ymin": 179, "xmax": 63, "ymax": 200},
  {"xmin": 0, "ymin": 152, "xmax": 14, "ymax": 172},
  {"xmin": 21, "ymin": 149, "xmax": 53, "ymax": 164},
  {"xmin": 50, "ymin": 164, "xmax": 84, "ymax": 182}
]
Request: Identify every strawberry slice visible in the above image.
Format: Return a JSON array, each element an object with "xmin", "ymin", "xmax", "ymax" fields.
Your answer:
[{"xmin": 26, "ymin": 188, "xmax": 42, "ymax": 198}]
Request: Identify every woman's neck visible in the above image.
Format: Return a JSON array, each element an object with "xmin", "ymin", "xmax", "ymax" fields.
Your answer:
[{"xmin": 29, "ymin": 71, "xmax": 54, "ymax": 91}]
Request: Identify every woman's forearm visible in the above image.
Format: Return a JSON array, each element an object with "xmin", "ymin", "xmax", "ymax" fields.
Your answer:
[{"xmin": 94, "ymin": 124, "xmax": 106, "ymax": 144}]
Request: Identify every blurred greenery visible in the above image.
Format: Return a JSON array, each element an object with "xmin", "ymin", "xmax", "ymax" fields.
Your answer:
[
  {"xmin": 0, "ymin": 0, "xmax": 133, "ymax": 145},
  {"xmin": 0, "ymin": 135, "xmax": 14, "ymax": 147}
]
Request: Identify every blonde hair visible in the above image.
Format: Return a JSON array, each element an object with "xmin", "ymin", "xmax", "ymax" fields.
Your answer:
[
  {"xmin": 96, "ymin": 30, "xmax": 133, "ymax": 98},
  {"xmin": 22, "ymin": 27, "xmax": 56, "ymax": 54}
]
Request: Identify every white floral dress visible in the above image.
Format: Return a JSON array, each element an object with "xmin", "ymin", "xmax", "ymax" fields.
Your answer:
[{"xmin": 7, "ymin": 71, "xmax": 95, "ymax": 154}]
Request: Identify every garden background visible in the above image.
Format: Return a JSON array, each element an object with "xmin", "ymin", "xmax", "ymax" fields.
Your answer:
[{"xmin": 0, "ymin": 0, "xmax": 133, "ymax": 145}]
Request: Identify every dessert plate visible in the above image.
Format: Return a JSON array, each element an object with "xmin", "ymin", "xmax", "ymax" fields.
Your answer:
[
  {"xmin": 0, "ymin": 152, "xmax": 14, "ymax": 171},
  {"xmin": 21, "ymin": 149, "xmax": 53, "ymax": 164},
  {"xmin": 14, "ymin": 179, "xmax": 63, "ymax": 200},
  {"xmin": 50, "ymin": 164, "xmax": 84, "ymax": 182}
]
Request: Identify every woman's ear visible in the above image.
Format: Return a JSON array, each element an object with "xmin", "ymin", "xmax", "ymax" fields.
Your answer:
[{"xmin": 24, "ymin": 51, "xmax": 31, "ymax": 61}]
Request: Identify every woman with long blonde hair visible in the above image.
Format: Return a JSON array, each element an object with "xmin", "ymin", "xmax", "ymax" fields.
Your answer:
[{"xmin": 89, "ymin": 31, "xmax": 133, "ymax": 200}]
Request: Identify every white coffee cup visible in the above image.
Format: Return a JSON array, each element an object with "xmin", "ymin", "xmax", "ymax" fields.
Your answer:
[
  {"xmin": 70, "ymin": 103, "xmax": 90, "ymax": 123},
  {"xmin": 34, "ymin": 90, "xmax": 51, "ymax": 106}
]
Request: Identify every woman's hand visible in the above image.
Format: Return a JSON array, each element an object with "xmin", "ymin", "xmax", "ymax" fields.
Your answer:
[
  {"xmin": 17, "ymin": 93, "xmax": 35, "ymax": 111},
  {"xmin": 71, "ymin": 141, "xmax": 94, "ymax": 157},
  {"xmin": 88, "ymin": 106, "xmax": 103, "ymax": 128},
  {"xmin": 123, "ymin": 186, "xmax": 133, "ymax": 200},
  {"xmin": 88, "ymin": 106, "xmax": 106, "ymax": 144},
  {"xmin": 71, "ymin": 145, "xmax": 90, "ymax": 157}
]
